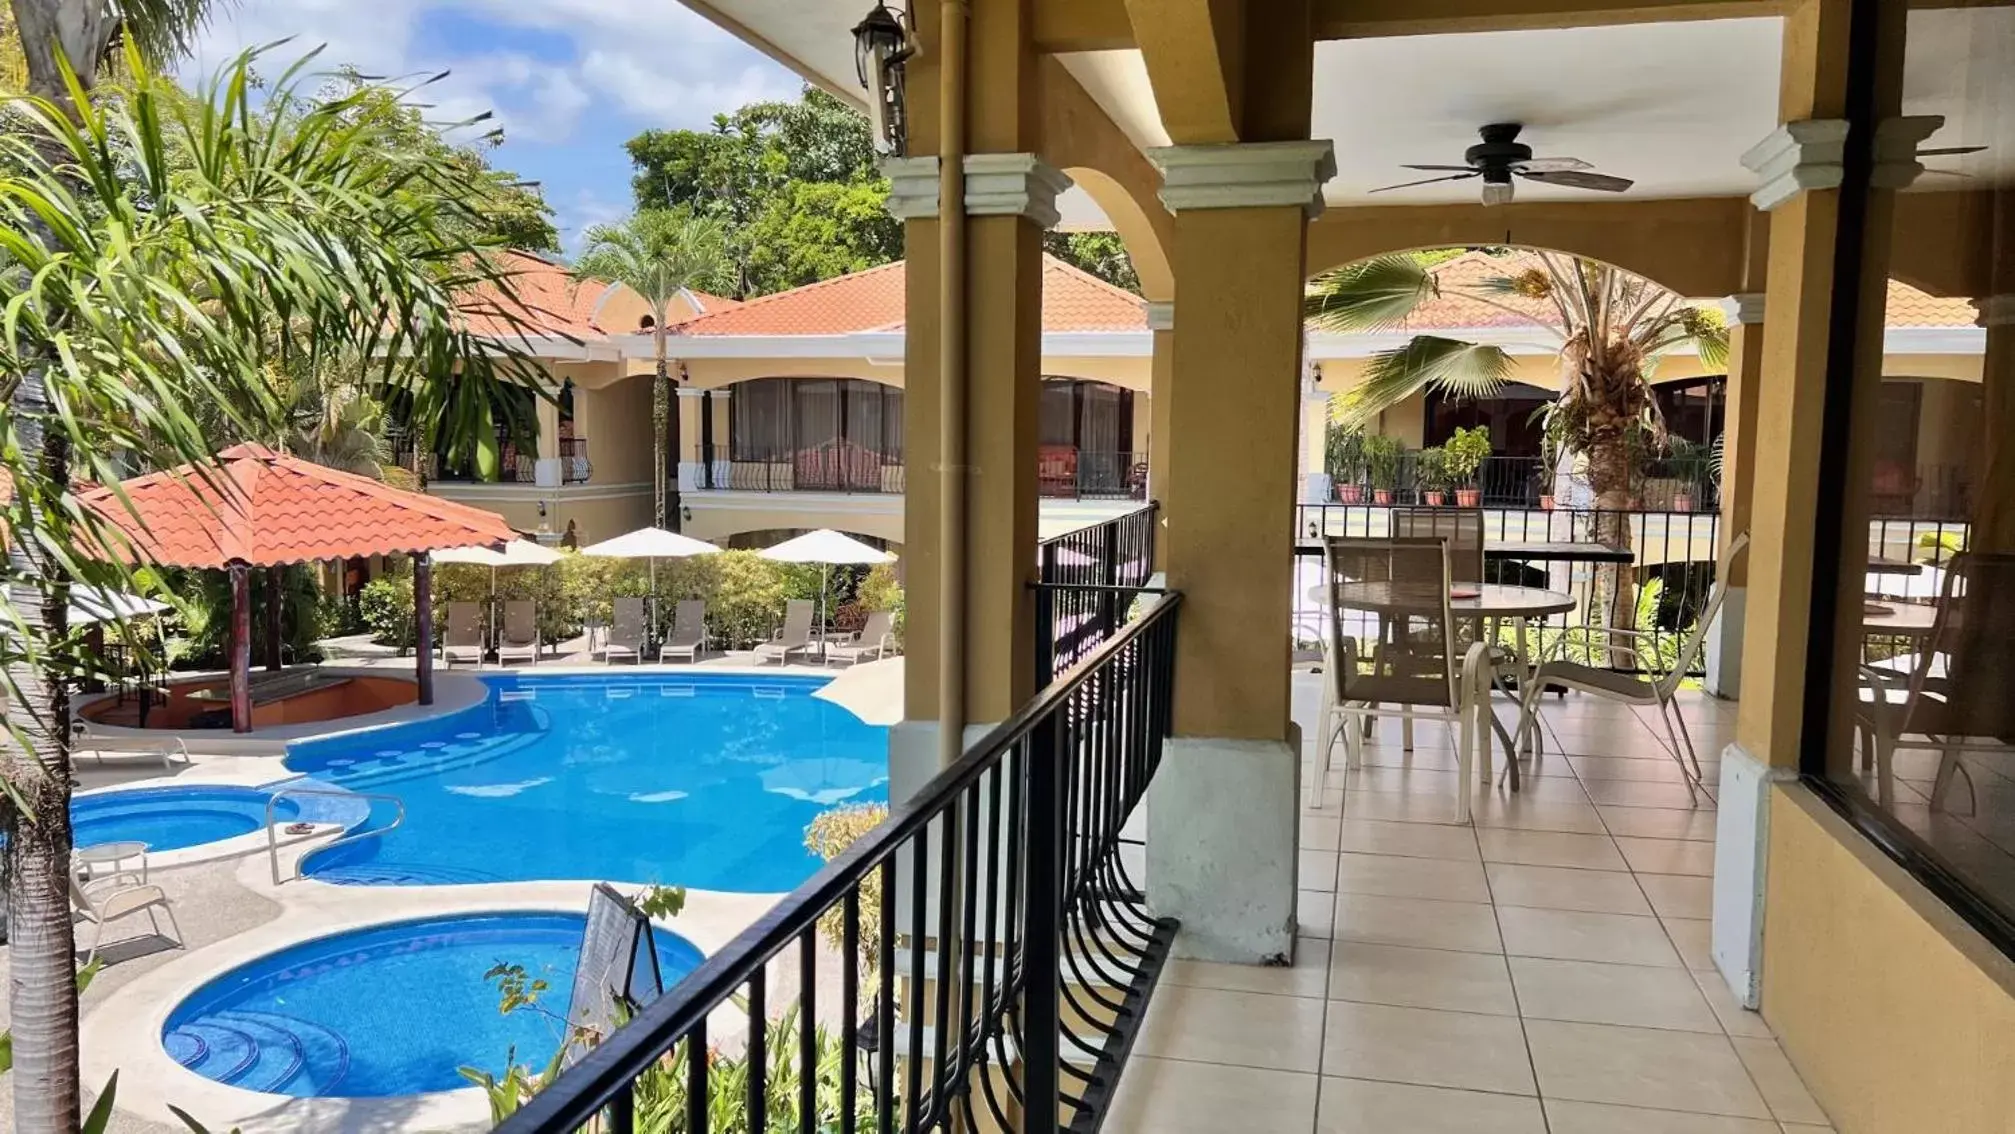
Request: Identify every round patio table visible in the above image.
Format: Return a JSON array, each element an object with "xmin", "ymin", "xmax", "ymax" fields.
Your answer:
[
  {"xmin": 76, "ymin": 840, "xmax": 149, "ymax": 883},
  {"xmin": 1862, "ymin": 601, "xmax": 1937, "ymax": 638}
]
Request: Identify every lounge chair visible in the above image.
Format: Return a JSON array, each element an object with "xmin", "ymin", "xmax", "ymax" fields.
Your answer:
[
  {"xmin": 826, "ymin": 610, "xmax": 896, "ymax": 666},
  {"xmin": 606, "ymin": 597, "xmax": 648, "ymax": 665},
  {"xmin": 660, "ymin": 600, "xmax": 709, "ymax": 664},
  {"xmin": 68, "ymin": 720, "xmax": 188, "ymax": 771},
  {"xmin": 497, "ymin": 601, "xmax": 541, "ymax": 665},
  {"xmin": 441, "ymin": 602, "xmax": 486, "ymax": 668},
  {"xmin": 754, "ymin": 599, "xmax": 816, "ymax": 665},
  {"xmin": 70, "ymin": 873, "xmax": 183, "ymax": 960}
]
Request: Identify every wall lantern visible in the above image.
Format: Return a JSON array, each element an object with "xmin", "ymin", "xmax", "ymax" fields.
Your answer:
[{"xmin": 852, "ymin": 2, "xmax": 915, "ymax": 157}]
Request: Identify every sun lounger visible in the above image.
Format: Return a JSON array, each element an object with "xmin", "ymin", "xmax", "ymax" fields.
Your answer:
[
  {"xmin": 754, "ymin": 599, "xmax": 816, "ymax": 665},
  {"xmin": 441, "ymin": 602, "xmax": 485, "ymax": 668},
  {"xmin": 825, "ymin": 610, "xmax": 897, "ymax": 666},
  {"xmin": 68, "ymin": 720, "xmax": 188, "ymax": 770},
  {"xmin": 660, "ymin": 600, "xmax": 709, "ymax": 663},
  {"xmin": 497, "ymin": 601, "xmax": 540, "ymax": 665},
  {"xmin": 70, "ymin": 872, "xmax": 183, "ymax": 960},
  {"xmin": 607, "ymin": 597, "xmax": 648, "ymax": 665}
]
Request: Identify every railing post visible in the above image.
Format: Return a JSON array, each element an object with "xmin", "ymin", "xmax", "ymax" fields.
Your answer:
[
  {"xmin": 1099, "ymin": 513, "xmax": 1121, "ymax": 641},
  {"xmin": 1034, "ymin": 571, "xmax": 1056, "ymax": 689},
  {"xmin": 1023, "ymin": 722, "xmax": 1062, "ymax": 1134}
]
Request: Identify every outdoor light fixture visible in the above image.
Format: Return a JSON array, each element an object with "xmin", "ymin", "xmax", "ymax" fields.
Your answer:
[{"xmin": 852, "ymin": 2, "xmax": 915, "ymax": 156}]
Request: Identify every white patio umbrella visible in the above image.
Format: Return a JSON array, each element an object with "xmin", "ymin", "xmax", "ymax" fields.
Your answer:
[
  {"xmin": 758, "ymin": 529, "xmax": 895, "ymax": 657},
  {"xmin": 434, "ymin": 538, "xmax": 565, "ymax": 592},
  {"xmin": 67, "ymin": 586, "xmax": 172, "ymax": 626},
  {"xmin": 578, "ymin": 527, "xmax": 721, "ymax": 591}
]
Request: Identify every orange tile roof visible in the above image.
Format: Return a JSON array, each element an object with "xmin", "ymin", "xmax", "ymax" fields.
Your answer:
[
  {"xmin": 1885, "ymin": 279, "xmax": 1978, "ymax": 328},
  {"xmin": 670, "ymin": 256, "xmax": 1147, "ymax": 337},
  {"xmin": 80, "ymin": 443, "xmax": 515, "ymax": 568},
  {"xmin": 460, "ymin": 250, "xmax": 612, "ymax": 341}
]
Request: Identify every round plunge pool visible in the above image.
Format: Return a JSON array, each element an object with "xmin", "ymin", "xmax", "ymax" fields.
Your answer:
[
  {"xmin": 162, "ymin": 911, "xmax": 702, "ymax": 1098},
  {"xmin": 72, "ymin": 785, "xmax": 298, "ymax": 853}
]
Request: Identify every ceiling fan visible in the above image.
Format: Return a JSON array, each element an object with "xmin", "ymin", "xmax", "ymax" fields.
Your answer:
[{"xmin": 1372, "ymin": 123, "xmax": 1632, "ymax": 205}]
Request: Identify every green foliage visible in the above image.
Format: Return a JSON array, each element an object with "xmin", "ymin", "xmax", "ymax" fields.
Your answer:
[
  {"xmin": 743, "ymin": 179, "xmax": 902, "ymax": 295},
  {"xmin": 635, "ymin": 884, "xmax": 689, "ymax": 921},
  {"xmin": 165, "ymin": 566, "xmax": 327, "ymax": 670},
  {"xmin": 1324, "ymin": 421, "xmax": 1366, "ymax": 484},
  {"xmin": 1443, "ymin": 425, "xmax": 1495, "ymax": 487},
  {"xmin": 1044, "ymin": 231, "xmax": 1142, "ymax": 294},
  {"xmin": 1414, "ymin": 447, "xmax": 1450, "ymax": 492},
  {"xmin": 856, "ymin": 562, "xmax": 905, "ymax": 645},
  {"xmin": 805, "ymin": 803, "xmax": 890, "ymax": 976},
  {"xmin": 358, "ymin": 575, "xmax": 418, "ymax": 650},
  {"xmin": 1364, "ymin": 435, "xmax": 1406, "ymax": 491},
  {"xmin": 1305, "ymin": 254, "xmax": 1435, "ymax": 332},
  {"xmin": 1916, "ymin": 530, "xmax": 1965, "ymax": 565}
]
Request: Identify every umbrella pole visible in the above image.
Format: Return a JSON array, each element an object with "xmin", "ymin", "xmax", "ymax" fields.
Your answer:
[{"xmin": 820, "ymin": 562, "xmax": 830, "ymax": 660}]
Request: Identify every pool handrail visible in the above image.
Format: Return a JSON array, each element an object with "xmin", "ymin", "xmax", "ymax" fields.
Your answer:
[{"xmin": 264, "ymin": 785, "xmax": 406, "ymax": 886}]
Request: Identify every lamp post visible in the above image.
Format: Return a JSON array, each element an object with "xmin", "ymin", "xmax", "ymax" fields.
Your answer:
[{"xmin": 852, "ymin": 2, "xmax": 914, "ymax": 156}]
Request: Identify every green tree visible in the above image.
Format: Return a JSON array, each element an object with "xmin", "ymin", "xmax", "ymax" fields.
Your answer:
[
  {"xmin": 573, "ymin": 209, "xmax": 733, "ymax": 529},
  {"xmin": 1044, "ymin": 231, "xmax": 1142, "ymax": 295},
  {"xmin": 0, "ymin": 43, "xmax": 548, "ymax": 1131},
  {"xmin": 743, "ymin": 179, "xmax": 901, "ymax": 293}
]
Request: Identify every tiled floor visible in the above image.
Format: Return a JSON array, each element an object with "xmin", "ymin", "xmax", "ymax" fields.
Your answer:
[{"xmin": 1110, "ymin": 677, "xmax": 1835, "ymax": 1134}]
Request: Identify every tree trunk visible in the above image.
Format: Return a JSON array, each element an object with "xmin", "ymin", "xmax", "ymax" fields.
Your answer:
[
  {"xmin": 653, "ymin": 321, "xmax": 681, "ymax": 531},
  {"xmin": 1583, "ymin": 400, "xmax": 1641, "ymax": 655},
  {"xmin": 4, "ymin": 362, "xmax": 82, "ymax": 1133}
]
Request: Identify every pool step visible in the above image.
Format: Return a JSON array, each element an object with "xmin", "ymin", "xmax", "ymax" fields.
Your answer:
[
  {"xmin": 308, "ymin": 860, "xmax": 508, "ymax": 886},
  {"xmin": 313, "ymin": 726, "xmax": 547, "ymax": 792},
  {"xmin": 166, "ymin": 1009, "xmax": 351, "ymax": 1096}
]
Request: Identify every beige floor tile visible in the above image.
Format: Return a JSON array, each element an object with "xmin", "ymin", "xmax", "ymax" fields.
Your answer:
[
  {"xmin": 1690, "ymin": 968, "xmax": 1774, "ymax": 1038},
  {"xmin": 1333, "ymin": 893, "xmax": 1504, "ymax": 954},
  {"xmin": 1304, "ymin": 787, "xmax": 1346, "ymax": 813},
  {"xmin": 1302, "ymin": 849, "xmax": 1340, "ymax": 893},
  {"xmin": 1525, "ymin": 1020, "xmax": 1770, "ymax": 1118},
  {"xmin": 1486, "ymin": 864, "xmax": 1655, "ymax": 915},
  {"xmin": 1616, "ymin": 836, "xmax": 1718, "ymax": 876},
  {"xmin": 1302, "ymin": 814, "xmax": 1343, "ymax": 852},
  {"xmin": 1582, "ymin": 779, "xmax": 1711, "ymax": 809},
  {"xmin": 1322, "ymin": 1000, "xmax": 1536, "ymax": 1095},
  {"xmin": 1598, "ymin": 804, "xmax": 1720, "ymax": 841},
  {"xmin": 1327, "ymin": 940, "xmax": 1517, "ymax": 1015},
  {"xmin": 1164, "ymin": 942, "xmax": 1330, "ymax": 999},
  {"xmin": 1731, "ymin": 1037, "xmax": 1831, "ymax": 1125},
  {"xmin": 1477, "ymin": 828, "xmax": 1629, "ymax": 870},
  {"xmin": 1479, "ymin": 774, "xmax": 1595, "ymax": 805},
  {"xmin": 1638, "ymin": 873, "xmax": 1716, "ymax": 920},
  {"xmin": 1137, "ymin": 985, "xmax": 1327, "ymax": 1073},
  {"xmin": 1469, "ymin": 796, "xmax": 1610, "ymax": 834},
  {"xmin": 1317, "ymin": 1077, "xmax": 1547, "ymax": 1133},
  {"xmin": 1508, "ymin": 956, "xmax": 1721, "ymax": 1032},
  {"xmin": 1342, "ymin": 789, "xmax": 1469, "ymax": 825},
  {"xmin": 1569, "ymin": 754, "xmax": 1700, "ymax": 781},
  {"xmin": 1497, "ymin": 907, "xmax": 1682, "ymax": 967},
  {"xmin": 1335, "ymin": 818, "xmax": 1480, "ymax": 861},
  {"xmin": 1337, "ymin": 851, "xmax": 1493, "ymax": 903},
  {"xmin": 1107, "ymin": 1056, "xmax": 1320, "ymax": 1133},
  {"xmin": 1342, "ymin": 765, "xmax": 1467, "ymax": 794},
  {"xmin": 1545, "ymin": 1100, "xmax": 1780, "ymax": 1133},
  {"xmin": 1663, "ymin": 917, "xmax": 1717, "ymax": 973},
  {"xmin": 1299, "ymin": 889, "xmax": 1335, "ymax": 939},
  {"xmin": 1355, "ymin": 745, "xmax": 1463, "ymax": 772}
]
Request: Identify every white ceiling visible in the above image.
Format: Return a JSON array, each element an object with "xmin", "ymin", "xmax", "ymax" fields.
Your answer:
[
  {"xmin": 678, "ymin": 0, "xmax": 867, "ymax": 104},
  {"xmin": 1901, "ymin": 5, "xmax": 2015, "ymax": 185}
]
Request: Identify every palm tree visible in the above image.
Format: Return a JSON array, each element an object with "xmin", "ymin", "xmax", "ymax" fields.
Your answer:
[
  {"xmin": 0, "ymin": 45, "xmax": 548, "ymax": 1131},
  {"xmin": 573, "ymin": 209, "xmax": 731, "ymax": 530},
  {"xmin": 1306, "ymin": 250, "xmax": 1728, "ymax": 627}
]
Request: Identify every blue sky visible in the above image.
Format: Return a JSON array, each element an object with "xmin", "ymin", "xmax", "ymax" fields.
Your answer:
[{"xmin": 187, "ymin": 0, "xmax": 807, "ymax": 251}]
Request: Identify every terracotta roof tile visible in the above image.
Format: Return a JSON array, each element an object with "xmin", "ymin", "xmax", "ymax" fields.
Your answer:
[
  {"xmin": 1885, "ymin": 278, "xmax": 1977, "ymax": 328},
  {"xmin": 461, "ymin": 250, "xmax": 612, "ymax": 341},
  {"xmin": 671, "ymin": 256, "xmax": 1147, "ymax": 338},
  {"xmin": 80, "ymin": 443, "xmax": 515, "ymax": 568}
]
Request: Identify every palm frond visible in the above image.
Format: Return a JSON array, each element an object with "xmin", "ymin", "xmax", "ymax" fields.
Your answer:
[
  {"xmin": 1342, "ymin": 335, "xmax": 1514, "ymax": 425},
  {"xmin": 1304, "ymin": 254, "xmax": 1434, "ymax": 332}
]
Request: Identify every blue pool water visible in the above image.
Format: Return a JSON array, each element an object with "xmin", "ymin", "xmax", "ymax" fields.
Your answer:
[
  {"xmin": 284, "ymin": 674, "xmax": 889, "ymax": 891},
  {"xmin": 162, "ymin": 911, "xmax": 703, "ymax": 1097},
  {"xmin": 71, "ymin": 786, "xmax": 299, "ymax": 852}
]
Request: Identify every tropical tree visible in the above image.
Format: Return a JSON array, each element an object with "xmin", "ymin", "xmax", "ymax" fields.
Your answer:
[
  {"xmin": 0, "ymin": 43, "xmax": 547, "ymax": 1131},
  {"xmin": 1306, "ymin": 250, "xmax": 1727, "ymax": 623},
  {"xmin": 573, "ymin": 209, "xmax": 732, "ymax": 530}
]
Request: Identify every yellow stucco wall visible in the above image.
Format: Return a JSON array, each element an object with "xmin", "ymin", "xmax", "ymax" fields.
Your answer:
[
  {"xmin": 682, "ymin": 499, "xmax": 902, "ymax": 546},
  {"xmin": 576, "ymin": 374, "xmax": 655, "ymax": 486},
  {"xmin": 556, "ymin": 492, "xmax": 653, "ymax": 546},
  {"xmin": 1761, "ymin": 786, "xmax": 2015, "ymax": 1134}
]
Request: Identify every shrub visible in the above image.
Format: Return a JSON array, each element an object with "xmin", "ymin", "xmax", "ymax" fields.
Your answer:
[
  {"xmin": 856, "ymin": 562, "xmax": 905, "ymax": 645},
  {"xmin": 168, "ymin": 564, "xmax": 328, "ymax": 669},
  {"xmin": 805, "ymin": 802, "xmax": 890, "ymax": 978},
  {"xmin": 358, "ymin": 574, "xmax": 417, "ymax": 649},
  {"xmin": 1444, "ymin": 425, "xmax": 1494, "ymax": 487}
]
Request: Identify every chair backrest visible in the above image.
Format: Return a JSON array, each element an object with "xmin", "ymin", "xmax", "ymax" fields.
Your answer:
[
  {"xmin": 857, "ymin": 610, "xmax": 893, "ymax": 646},
  {"xmin": 445, "ymin": 602, "xmax": 484, "ymax": 644},
  {"xmin": 779, "ymin": 598, "xmax": 815, "ymax": 642},
  {"xmin": 1902, "ymin": 551, "xmax": 2015, "ymax": 737},
  {"xmin": 1324, "ymin": 535, "xmax": 1459, "ymax": 708},
  {"xmin": 68, "ymin": 874, "xmax": 99, "ymax": 917},
  {"xmin": 1390, "ymin": 508, "xmax": 1484, "ymax": 583},
  {"xmin": 1659, "ymin": 530, "xmax": 1750, "ymax": 699},
  {"xmin": 611, "ymin": 597, "xmax": 647, "ymax": 641},
  {"xmin": 670, "ymin": 600, "xmax": 707, "ymax": 645},
  {"xmin": 503, "ymin": 601, "xmax": 536, "ymax": 642}
]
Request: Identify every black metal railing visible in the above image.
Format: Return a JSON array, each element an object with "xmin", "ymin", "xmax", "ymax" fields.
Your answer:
[
  {"xmin": 1038, "ymin": 450, "xmax": 1149, "ymax": 501},
  {"xmin": 496, "ymin": 591, "xmax": 1184, "ymax": 1134},
  {"xmin": 695, "ymin": 443, "xmax": 906, "ymax": 495},
  {"xmin": 1327, "ymin": 454, "xmax": 1720, "ymax": 511},
  {"xmin": 557, "ymin": 437, "xmax": 592, "ymax": 484},
  {"xmin": 1037, "ymin": 503, "xmax": 1159, "ymax": 685}
]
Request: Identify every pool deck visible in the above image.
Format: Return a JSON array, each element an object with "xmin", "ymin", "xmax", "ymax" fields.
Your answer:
[{"xmin": 7, "ymin": 650, "xmax": 899, "ymax": 1134}]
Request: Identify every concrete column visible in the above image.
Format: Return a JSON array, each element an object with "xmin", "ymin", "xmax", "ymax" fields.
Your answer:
[
  {"xmin": 1147, "ymin": 303, "xmax": 1174, "ymax": 572},
  {"xmin": 534, "ymin": 387, "xmax": 563, "ymax": 488},
  {"xmin": 1705, "ymin": 292, "xmax": 1766, "ymax": 699},
  {"xmin": 1143, "ymin": 138, "xmax": 1333, "ymax": 963},
  {"xmin": 675, "ymin": 386, "xmax": 707, "ymax": 495},
  {"xmin": 1972, "ymin": 297, "xmax": 2015, "ymax": 553}
]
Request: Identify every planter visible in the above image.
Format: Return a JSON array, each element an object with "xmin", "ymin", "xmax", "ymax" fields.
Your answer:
[
  {"xmin": 1334, "ymin": 482, "xmax": 1364, "ymax": 504},
  {"xmin": 1539, "ymin": 495, "xmax": 1556, "ymax": 511},
  {"xmin": 1455, "ymin": 488, "xmax": 1482, "ymax": 508},
  {"xmin": 1672, "ymin": 493, "xmax": 1695, "ymax": 513},
  {"xmin": 1372, "ymin": 489, "xmax": 1395, "ymax": 505},
  {"xmin": 1423, "ymin": 490, "xmax": 1447, "ymax": 506}
]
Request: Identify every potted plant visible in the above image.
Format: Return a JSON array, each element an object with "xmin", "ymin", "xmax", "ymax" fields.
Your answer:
[
  {"xmin": 1664, "ymin": 437, "xmax": 1708, "ymax": 512},
  {"xmin": 1325, "ymin": 422, "xmax": 1366, "ymax": 503},
  {"xmin": 1444, "ymin": 425, "xmax": 1493, "ymax": 508},
  {"xmin": 1364, "ymin": 435, "xmax": 1404, "ymax": 505},
  {"xmin": 1415, "ymin": 447, "xmax": 1450, "ymax": 506}
]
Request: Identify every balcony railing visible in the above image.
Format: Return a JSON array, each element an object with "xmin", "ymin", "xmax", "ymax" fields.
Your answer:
[
  {"xmin": 1037, "ymin": 502, "xmax": 1159, "ymax": 685},
  {"xmin": 695, "ymin": 443, "xmax": 906, "ymax": 495},
  {"xmin": 1327, "ymin": 454, "xmax": 1719, "ymax": 512},
  {"xmin": 1039, "ymin": 448, "xmax": 1148, "ymax": 501},
  {"xmin": 495, "ymin": 589, "xmax": 1184, "ymax": 1134},
  {"xmin": 391, "ymin": 431, "xmax": 591, "ymax": 486}
]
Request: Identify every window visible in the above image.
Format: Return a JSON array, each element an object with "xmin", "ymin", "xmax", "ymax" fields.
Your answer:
[{"xmin": 727, "ymin": 379, "xmax": 904, "ymax": 465}]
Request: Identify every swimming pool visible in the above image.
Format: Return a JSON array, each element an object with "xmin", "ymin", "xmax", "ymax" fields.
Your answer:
[
  {"xmin": 162, "ymin": 911, "xmax": 703, "ymax": 1097},
  {"xmin": 71, "ymin": 786, "xmax": 300, "ymax": 853},
  {"xmin": 284, "ymin": 674, "xmax": 889, "ymax": 891}
]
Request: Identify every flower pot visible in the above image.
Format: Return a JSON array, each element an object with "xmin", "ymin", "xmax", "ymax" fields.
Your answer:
[
  {"xmin": 1424, "ymin": 490, "xmax": 1447, "ymax": 506},
  {"xmin": 1673, "ymin": 493, "xmax": 1695, "ymax": 513},
  {"xmin": 1455, "ymin": 488, "xmax": 1482, "ymax": 508},
  {"xmin": 1372, "ymin": 489, "xmax": 1394, "ymax": 505},
  {"xmin": 1539, "ymin": 495, "xmax": 1556, "ymax": 511},
  {"xmin": 1335, "ymin": 482, "xmax": 1364, "ymax": 504}
]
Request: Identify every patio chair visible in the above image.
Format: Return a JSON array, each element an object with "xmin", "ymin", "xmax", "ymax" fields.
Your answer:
[
  {"xmin": 826, "ymin": 610, "xmax": 897, "ymax": 666},
  {"xmin": 70, "ymin": 872, "xmax": 183, "ymax": 960},
  {"xmin": 1390, "ymin": 507, "xmax": 1485, "ymax": 583},
  {"xmin": 497, "ymin": 601, "xmax": 540, "ymax": 665},
  {"xmin": 441, "ymin": 602, "xmax": 485, "ymax": 668},
  {"xmin": 1515, "ymin": 531, "xmax": 1750, "ymax": 798},
  {"xmin": 660, "ymin": 600, "xmax": 709, "ymax": 664},
  {"xmin": 1857, "ymin": 552, "xmax": 2015, "ymax": 813},
  {"xmin": 1315, "ymin": 536, "xmax": 1495, "ymax": 822},
  {"xmin": 68, "ymin": 719, "xmax": 188, "ymax": 771},
  {"xmin": 606, "ymin": 597, "xmax": 648, "ymax": 665},
  {"xmin": 754, "ymin": 599, "xmax": 816, "ymax": 665}
]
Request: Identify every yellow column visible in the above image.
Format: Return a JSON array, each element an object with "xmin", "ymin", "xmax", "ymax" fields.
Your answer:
[
  {"xmin": 1972, "ymin": 299, "xmax": 2015, "ymax": 554},
  {"xmin": 674, "ymin": 387, "xmax": 706, "ymax": 500},
  {"xmin": 1147, "ymin": 304, "xmax": 1174, "ymax": 571},
  {"xmin": 1704, "ymin": 292, "xmax": 1764, "ymax": 698}
]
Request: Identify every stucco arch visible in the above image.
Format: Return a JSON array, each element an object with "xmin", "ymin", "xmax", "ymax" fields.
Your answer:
[
  {"xmin": 677, "ymin": 360, "xmax": 907, "ymax": 391},
  {"xmin": 1037, "ymin": 55, "xmax": 1174, "ymax": 303},
  {"xmin": 684, "ymin": 505, "xmax": 904, "ymax": 549},
  {"xmin": 1062, "ymin": 165, "xmax": 1174, "ymax": 303}
]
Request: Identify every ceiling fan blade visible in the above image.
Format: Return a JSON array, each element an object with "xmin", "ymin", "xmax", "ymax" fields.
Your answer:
[
  {"xmin": 1368, "ymin": 172, "xmax": 1480, "ymax": 193},
  {"xmin": 1918, "ymin": 145, "xmax": 1986, "ymax": 156},
  {"xmin": 1518, "ymin": 169, "xmax": 1633, "ymax": 193},
  {"xmin": 1398, "ymin": 164, "xmax": 1477, "ymax": 172},
  {"xmin": 1513, "ymin": 157, "xmax": 1593, "ymax": 173}
]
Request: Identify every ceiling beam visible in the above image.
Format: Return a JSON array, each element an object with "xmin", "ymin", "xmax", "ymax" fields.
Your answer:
[{"xmin": 1120, "ymin": 0, "xmax": 1245, "ymax": 144}]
